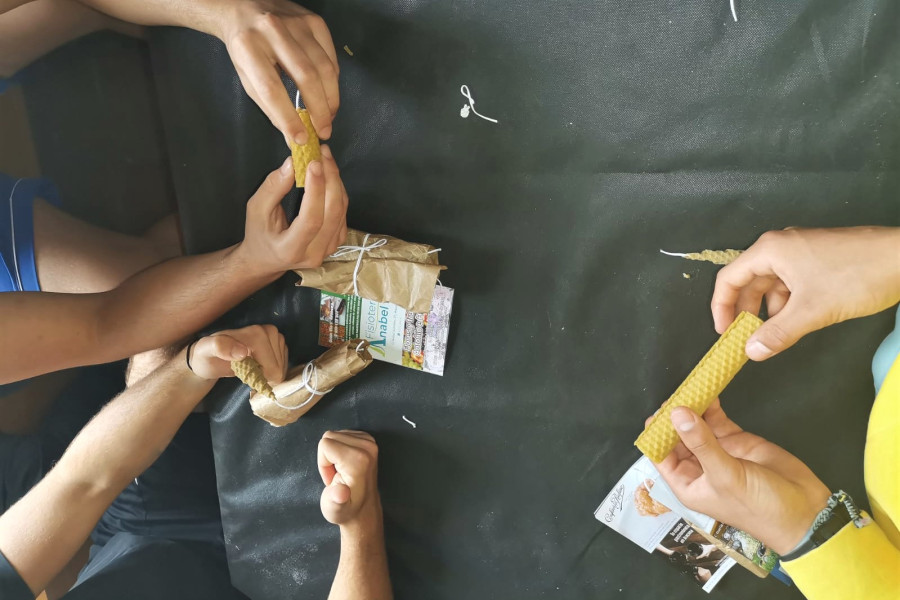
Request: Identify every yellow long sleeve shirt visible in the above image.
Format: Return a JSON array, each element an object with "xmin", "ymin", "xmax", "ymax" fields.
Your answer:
[{"xmin": 781, "ymin": 354, "xmax": 900, "ymax": 598}]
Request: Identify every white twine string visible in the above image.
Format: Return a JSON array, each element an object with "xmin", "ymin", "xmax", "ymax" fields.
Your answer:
[
  {"xmin": 659, "ymin": 249, "xmax": 689, "ymax": 258},
  {"xmin": 295, "ymin": 90, "xmax": 300, "ymax": 109},
  {"xmin": 402, "ymin": 415, "xmax": 417, "ymax": 428},
  {"xmin": 355, "ymin": 339, "xmax": 367, "ymax": 353},
  {"xmin": 271, "ymin": 361, "xmax": 334, "ymax": 411},
  {"xmin": 330, "ymin": 233, "xmax": 388, "ymax": 297},
  {"xmin": 730, "ymin": 0, "xmax": 738, "ymax": 22},
  {"xmin": 459, "ymin": 85, "xmax": 498, "ymax": 124}
]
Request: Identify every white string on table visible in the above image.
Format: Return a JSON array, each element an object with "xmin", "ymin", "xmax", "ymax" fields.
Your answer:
[
  {"xmin": 659, "ymin": 249, "xmax": 689, "ymax": 258},
  {"xmin": 730, "ymin": 0, "xmax": 738, "ymax": 22},
  {"xmin": 272, "ymin": 361, "xmax": 334, "ymax": 411},
  {"xmin": 330, "ymin": 233, "xmax": 388, "ymax": 297},
  {"xmin": 459, "ymin": 84, "xmax": 498, "ymax": 124},
  {"xmin": 402, "ymin": 415, "xmax": 417, "ymax": 429}
]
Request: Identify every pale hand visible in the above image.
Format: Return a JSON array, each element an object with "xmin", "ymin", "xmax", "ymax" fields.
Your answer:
[
  {"xmin": 214, "ymin": 0, "xmax": 339, "ymax": 145},
  {"xmin": 189, "ymin": 324, "xmax": 288, "ymax": 383},
  {"xmin": 317, "ymin": 430, "xmax": 382, "ymax": 529},
  {"xmin": 711, "ymin": 226, "xmax": 900, "ymax": 360},
  {"xmin": 236, "ymin": 147, "xmax": 348, "ymax": 278},
  {"xmin": 652, "ymin": 399, "xmax": 831, "ymax": 555}
]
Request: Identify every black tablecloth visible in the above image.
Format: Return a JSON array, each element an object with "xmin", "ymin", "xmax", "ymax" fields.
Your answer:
[{"xmin": 148, "ymin": 1, "xmax": 900, "ymax": 597}]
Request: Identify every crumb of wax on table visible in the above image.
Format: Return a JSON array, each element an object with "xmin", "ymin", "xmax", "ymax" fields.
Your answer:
[
  {"xmin": 343, "ymin": 45, "xmax": 354, "ymax": 56},
  {"xmin": 659, "ymin": 248, "xmax": 742, "ymax": 265},
  {"xmin": 682, "ymin": 273, "xmax": 691, "ymax": 279}
]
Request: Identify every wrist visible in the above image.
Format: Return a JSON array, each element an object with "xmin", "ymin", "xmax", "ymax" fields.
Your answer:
[
  {"xmin": 226, "ymin": 242, "xmax": 283, "ymax": 286},
  {"xmin": 338, "ymin": 499, "xmax": 384, "ymax": 540}
]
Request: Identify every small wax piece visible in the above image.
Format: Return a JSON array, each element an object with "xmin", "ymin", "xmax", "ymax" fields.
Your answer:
[
  {"xmin": 290, "ymin": 108, "xmax": 321, "ymax": 188},
  {"xmin": 343, "ymin": 45, "xmax": 354, "ymax": 56},
  {"xmin": 232, "ymin": 357, "xmax": 275, "ymax": 400},
  {"xmin": 683, "ymin": 249, "xmax": 742, "ymax": 265},
  {"xmin": 635, "ymin": 311, "xmax": 762, "ymax": 463}
]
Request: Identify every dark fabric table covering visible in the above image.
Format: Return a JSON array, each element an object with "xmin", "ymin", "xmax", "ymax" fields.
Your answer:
[{"xmin": 148, "ymin": 1, "xmax": 900, "ymax": 597}]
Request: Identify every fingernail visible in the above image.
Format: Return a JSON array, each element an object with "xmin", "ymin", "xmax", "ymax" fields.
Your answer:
[
  {"xmin": 294, "ymin": 131, "xmax": 308, "ymax": 145},
  {"xmin": 231, "ymin": 346, "xmax": 248, "ymax": 360},
  {"xmin": 746, "ymin": 338, "xmax": 773, "ymax": 360},
  {"xmin": 671, "ymin": 408, "xmax": 694, "ymax": 432},
  {"xmin": 309, "ymin": 161, "xmax": 323, "ymax": 176},
  {"xmin": 320, "ymin": 145, "xmax": 332, "ymax": 159},
  {"xmin": 280, "ymin": 156, "xmax": 293, "ymax": 174}
]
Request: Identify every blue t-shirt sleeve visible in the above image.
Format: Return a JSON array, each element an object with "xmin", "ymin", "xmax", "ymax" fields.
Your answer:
[{"xmin": 0, "ymin": 549, "xmax": 33, "ymax": 600}]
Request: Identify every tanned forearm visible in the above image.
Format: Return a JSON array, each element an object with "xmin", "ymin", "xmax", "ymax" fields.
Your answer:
[
  {"xmin": 329, "ymin": 511, "xmax": 393, "ymax": 600},
  {"xmin": 73, "ymin": 0, "xmax": 231, "ymax": 37},
  {"xmin": 0, "ymin": 349, "xmax": 211, "ymax": 595},
  {"xmin": 0, "ymin": 244, "xmax": 276, "ymax": 384}
]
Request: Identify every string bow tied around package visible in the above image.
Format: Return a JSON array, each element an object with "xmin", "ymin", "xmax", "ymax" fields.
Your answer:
[
  {"xmin": 330, "ymin": 233, "xmax": 389, "ymax": 297},
  {"xmin": 249, "ymin": 340, "xmax": 375, "ymax": 427}
]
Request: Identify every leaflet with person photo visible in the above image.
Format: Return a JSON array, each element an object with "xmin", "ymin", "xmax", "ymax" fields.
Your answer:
[{"xmin": 594, "ymin": 456, "xmax": 736, "ymax": 593}]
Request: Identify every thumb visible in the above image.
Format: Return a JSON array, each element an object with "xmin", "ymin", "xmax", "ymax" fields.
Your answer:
[
  {"xmin": 670, "ymin": 407, "xmax": 735, "ymax": 481},
  {"xmin": 249, "ymin": 157, "xmax": 295, "ymax": 215},
  {"xmin": 320, "ymin": 481, "xmax": 352, "ymax": 524},
  {"xmin": 208, "ymin": 334, "xmax": 250, "ymax": 361},
  {"xmin": 745, "ymin": 304, "xmax": 814, "ymax": 361}
]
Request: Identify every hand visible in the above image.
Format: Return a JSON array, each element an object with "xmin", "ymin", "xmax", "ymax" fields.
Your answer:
[
  {"xmin": 651, "ymin": 399, "xmax": 831, "ymax": 555},
  {"xmin": 236, "ymin": 148, "xmax": 348, "ymax": 277},
  {"xmin": 317, "ymin": 430, "xmax": 382, "ymax": 530},
  {"xmin": 188, "ymin": 324, "xmax": 288, "ymax": 383},
  {"xmin": 711, "ymin": 227, "xmax": 900, "ymax": 360},
  {"xmin": 216, "ymin": 0, "xmax": 339, "ymax": 144}
]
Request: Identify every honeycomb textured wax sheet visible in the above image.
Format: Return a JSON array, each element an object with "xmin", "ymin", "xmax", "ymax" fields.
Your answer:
[
  {"xmin": 290, "ymin": 108, "xmax": 321, "ymax": 188},
  {"xmin": 232, "ymin": 356, "xmax": 276, "ymax": 400},
  {"xmin": 635, "ymin": 311, "xmax": 763, "ymax": 463}
]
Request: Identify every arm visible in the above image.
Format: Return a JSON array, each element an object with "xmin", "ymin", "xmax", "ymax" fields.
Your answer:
[
  {"xmin": 0, "ymin": 0, "xmax": 141, "ymax": 78},
  {"xmin": 0, "ymin": 152, "xmax": 348, "ymax": 384},
  {"xmin": 651, "ymin": 400, "xmax": 900, "ymax": 599},
  {"xmin": 0, "ymin": 324, "xmax": 288, "ymax": 595},
  {"xmin": 74, "ymin": 0, "xmax": 339, "ymax": 143},
  {"xmin": 318, "ymin": 431, "xmax": 393, "ymax": 600},
  {"xmin": 711, "ymin": 227, "xmax": 900, "ymax": 360}
]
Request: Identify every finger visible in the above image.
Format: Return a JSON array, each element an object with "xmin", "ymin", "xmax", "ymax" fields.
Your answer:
[
  {"xmin": 764, "ymin": 283, "xmax": 790, "ymax": 317},
  {"xmin": 744, "ymin": 301, "xmax": 818, "ymax": 361},
  {"xmin": 734, "ymin": 276, "xmax": 775, "ymax": 317},
  {"xmin": 710, "ymin": 245, "xmax": 773, "ymax": 333},
  {"xmin": 204, "ymin": 334, "xmax": 250, "ymax": 362},
  {"xmin": 655, "ymin": 447, "xmax": 702, "ymax": 491},
  {"xmin": 302, "ymin": 145, "xmax": 345, "ymax": 259},
  {"xmin": 283, "ymin": 160, "xmax": 326, "ymax": 250},
  {"xmin": 247, "ymin": 328, "xmax": 283, "ymax": 383},
  {"xmin": 700, "ymin": 398, "xmax": 743, "ymax": 438},
  {"xmin": 237, "ymin": 42, "xmax": 311, "ymax": 145},
  {"xmin": 331, "ymin": 430, "xmax": 376, "ymax": 443},
  {"xmin": 248, "ymin": 157, "xmax": 295, "ymax": 216},
  {"xmin": 274, "ymin": 41, "xmax": 334, "ymax": 139},
  {"xmin": 669, "ymin": 407, "xmax": 738, "ymax": 483},
  {"xmin": 318, "ymin": 436, "xmax": 375, "ymax": 480},
  {"xmin": 285, "ymin": 27, "xmax": 339, "ymax": 117},
  {"xmin": 320, "ymin": 481, "xmax": 352, "ymax": 524},
  {"xmin": 301, "ymin": 13, "xmax": 339, "ymax": 71},
  {"xmin": 324, "ymin": 429, "xmax": 377, "ymax": 447},
  {"xmin": 317, "ymin": 437, "xmax": 337, "ymax": 484},
  {"xmin": 262, "ymin": 326, "xmax": 286, "ymax": 384}
]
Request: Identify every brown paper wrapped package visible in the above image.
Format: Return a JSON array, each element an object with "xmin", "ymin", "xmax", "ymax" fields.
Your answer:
[
  {"xmin": 290, "ymin": 108, "xmax": 321, "ymax": 188},
  {"xmin": 250, "ymin": 339, "xmax": 373, "ymax": 427},
  {"xmin": 294, "ymin": 228, "xmax": 447, "ymax": 313}
]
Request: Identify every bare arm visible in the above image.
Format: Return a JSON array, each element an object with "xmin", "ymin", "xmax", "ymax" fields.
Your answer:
[
  {"xmin": 318, "ymin": 431, "xmax": 393, "ymax": 600},
  {"xmin": 74, "ymin": 0, "xmax": 339, "ymax": 143},
  {"xmin": 0, "ymin": 154, "xmax": 347, "ymax": 385},
  {"xmin": 0, "ymin": 324, "xmax": 287, "ymax": 595},
  {"xmin": 0, "ymin": 0, "xmax": 141, "ymax": 78}
]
